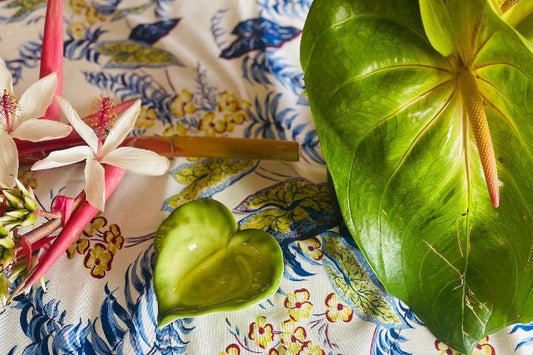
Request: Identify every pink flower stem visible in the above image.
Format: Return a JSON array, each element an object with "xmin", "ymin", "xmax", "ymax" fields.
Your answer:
[
  {"xmin": 8, "ymin": 165, "xmax": 126, "ymax": 301},
  {"xmin": 39, "ymin": 0, "xmax": 63, "ymax": 121}
]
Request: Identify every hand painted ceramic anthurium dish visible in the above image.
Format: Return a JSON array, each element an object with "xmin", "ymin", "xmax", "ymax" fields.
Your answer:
[{"xmin": 154, "ymin": 199, "xmax": 283, "ymax": 327}]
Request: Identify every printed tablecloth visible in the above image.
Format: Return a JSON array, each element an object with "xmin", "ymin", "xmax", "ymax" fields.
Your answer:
[{"xmin": 0, "ymin": 1, "xmax": 531, "ymax": 354}]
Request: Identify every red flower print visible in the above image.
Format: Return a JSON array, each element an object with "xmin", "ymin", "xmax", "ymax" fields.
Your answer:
[
  {"xmin": 220, "ymin": 343, "xmax": 240, "ymax": 355},
  {"xmin": 296, "ymin": 237, "xmax": 323, "ymax": 261},
  {"xmin": 84, "ymin": 243, "xmax": 113, "ymax": 278},
  {"xmin": 248, "ymin": 316, "xmax": 274, "ymax": 349},
  {"xmin": 284, "ymin": 288, "xmax": 313, "ymax": 321},
  {"xmin": 279, "ymin": 319, "xmax": 308, "ymax": 354},
  {"xmin": 325, "ymin": 293, "xmax": 353, "ymax": 323}
]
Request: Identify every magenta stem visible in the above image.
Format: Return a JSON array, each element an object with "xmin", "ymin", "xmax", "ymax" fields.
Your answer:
[{"xmin": 40, "ymin": 0, "xmax": 63, "ymax": 121}]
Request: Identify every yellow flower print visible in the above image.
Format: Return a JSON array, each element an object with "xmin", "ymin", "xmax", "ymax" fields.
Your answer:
[
  {"xmin": 279, "ymin": 319, "xmax": 308, "ymax": 354},
  {"xmin": 84, "ymin": 243, "xmax": 113, "ymax": 278},
  {"xmin": 83, "ymin": 215, "xmax": 107, "ymax": 237},
  {"xmin": 198, "ymin": 112, "xmax": 230, "ymax": 137},
  {"xmin": 296, "ymin": 237, "xmax": 323, "ymax": 261},
  {"xmin": 163, "ymin": 123, "xmax": 188, "ymax": 137},
  {"xmin": 299, "ymin": 342, "xmax": 325, "ymax": 355},
  {"xmin": 171, "ymin": 89, "xmax": 196, "ymax": 117},
  {"xmin": 67, "ymin": 235, "xmax": 90, "ymax": 259},
  {"xmin": 284, "ymin": 288, "xmax": 313, "ymax": 321},
  {"xmin": 103, "ymin": 224, "xmax": 123, "ymax": 255},
  {"xmin": 217, "ymin": 91, "xmax": 240, "ymax": 113},
  {"xmin": 69, "ymin": 0, "xmax": 86, "ymax": 14},
  {"xmin": 67, "ymin": 22, "xmax": 85, "ymax": 39},
  {"xmin": 68, "ymin": 0, "xmax": 105, "ymax": 24},
  {"xmin": 136, "ymin": 107, "xmax": 157, "ymax": 129},
  {"xmin": 247, "ymin": 316, "xmax": 275, "ymax": 349},
  {"xmin": 325, "ymin": 293, "xmax": 353, "ymax": 323}
]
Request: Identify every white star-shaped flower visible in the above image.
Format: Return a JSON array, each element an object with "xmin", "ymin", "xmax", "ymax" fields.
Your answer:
[
  {"xmin": 0, "ymin": 57, "xmax": 72, "ymax": 187},
  {"xmin": 32, "ymin": 96, "xmax": 170, "ymax": 211}
]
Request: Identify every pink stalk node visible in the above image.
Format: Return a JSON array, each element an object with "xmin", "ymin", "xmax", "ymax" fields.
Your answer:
[
  {"xmin": 51, "ymin": 195, "xmax": 76, "ymax": 225},
  {"xmin": 39, "ymin": 0, "xmax": 63, "ymax": 121},
  {"xmin": 20, "ymin": 238, "xmax": 33, "ymax": 271},
  {"xmin": 19, "ymin": 165, "xmax": 126, "ymax": 294}
]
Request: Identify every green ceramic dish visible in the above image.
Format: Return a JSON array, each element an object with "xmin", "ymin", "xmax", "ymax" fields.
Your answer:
[{"xmin": 154, "ymin": 199, "xmax": 284, "ymax": 327}]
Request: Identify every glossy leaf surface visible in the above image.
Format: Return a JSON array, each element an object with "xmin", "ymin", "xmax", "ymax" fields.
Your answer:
[
  {"xmin": 301, "ymin": 0, "xmax": 533, "ymax": 352},
  {"xmin": 154, "ymin": 199, "xmax": 283, "ymax": 327}
]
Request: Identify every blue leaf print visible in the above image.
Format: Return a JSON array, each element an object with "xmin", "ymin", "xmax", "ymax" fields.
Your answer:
[
  {"xmin": 300, "ymin": 129, "xmax": 325, "ymax": 164},
  {"xmin": 371, "ymin": 327, "xmax": 411, "ymax": 355},
  {"xmin": 236, "ymin": 178, "xmax": 339, "ymax": 243},
  {"xmin": 151, "ymin": 0, "xmax": 176, "ymax": 19},
  {"xmin": 83, "ymin": 71, "xmax": 175, "ymax": 124},
  {"xmin": 257, "ymin": 0, "xmax": 312, "ymax": 20},
  {"xmin": 129, "ymin": 19, "xmax": 180, "ymax": 45},
  {"xmin": 282, "ymin": 243, "xmax": 315, "ymax": 280},
  {"xmin": 246, "ymin": 92, "xmax": 295, "ymax": 140},
  {"xmin": 511, "ymin": 322, "xmax": 533, "ymax": 350},
  {"xmin": 220, "ymin": 18, "xmax": 301, "ymax": 59},
  {"xmin": 5, "ymin": 39, "xmax": 42, "ymax": 85},
  {"xmin": 210, "ymin": 9, "xmax": 229, "ymax": 48},
  {"xmin": 52, "ymin": 320, "xmax": 92, "ymax": 354},
  {"xmin": 99, "ymin": 285, "xmax": 131, "ymax": 349},
  {"xmin": 64, "ymin": 26, "xmax": 105, "ymax": 62},
  {"xmin": 242, "ymin": 50, "xmax": 306, "ymax": 100},
  {"xmin": 91, "ymin": 0, "xmax": 122, "ymax": 16}
]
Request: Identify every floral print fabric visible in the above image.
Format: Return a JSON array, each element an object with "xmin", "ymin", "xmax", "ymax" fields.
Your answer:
[{"xmin": 0, "ymin": 0, "xmax": 531, "ymax": 354}]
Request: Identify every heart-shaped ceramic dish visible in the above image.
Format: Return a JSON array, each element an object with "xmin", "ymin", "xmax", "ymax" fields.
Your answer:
[{"xmin": 154, "ymin": 199, "xmax": 284, "ymax": 327}]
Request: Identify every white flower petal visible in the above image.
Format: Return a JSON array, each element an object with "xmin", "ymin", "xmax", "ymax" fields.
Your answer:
[
  {"xmin": 101, "ymin": 147, "xmax": 169, "ymax": 175},
  {"xmin": 0, "ymin": 131, "xmax": 18, "ymax": 187},
  {"xmin": 11, "ymin": 119, "xmax": 72, "ymax": 142},
  {"xmin": 85, "ymin": 158, "xmax": 106, "ymax": 211},
  {"xmin": 56, "ymin": 95, "xmax": 98, "ymax": 152},
  {"xmin": 0, "ymin": 57, "xmax": 13, "ymax": 93},
  {"xmin": 101, "ymin": 99, "xmax": 141, "ymax": 156},
  {"xmin": 31, "ymin": 146, "xmax": 92, "ymax": 170},
  {"xmin": 17, "ymin": 72, "xmax": 58, "ymax": 124}
]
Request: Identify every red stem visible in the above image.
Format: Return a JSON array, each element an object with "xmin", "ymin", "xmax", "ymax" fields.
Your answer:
[
  {"xmin": 39, "ymin": 0, "xmax": 63, "ymax": 121},
  {"xmin": 16, "ymin": 165, "xmax": 125, "ymax": 295}
]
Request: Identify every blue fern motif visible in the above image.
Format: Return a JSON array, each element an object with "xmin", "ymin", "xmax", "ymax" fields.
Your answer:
[
  {"xmin": 300, "ymin": 130, "xmax": 325, "ymax": 164},
  {"xmin": 245, "ymin": 91, "xmax": 296, "ymax": 140},
  {"xmin": 5, "ymin": 39, "xmax": 42, "ymax": 85},
  {"xmin": 83, "ymin": 71, "xmax": 175, "ymax": 124},
  {"xmin": 210, "ymin": 9, "xmax": 229, "ymax": 49},
  {"xmin": 371, "ymin": 327, "xmax": 411, "ymax": 355},
  {"xmin": 242, "ymin": 49, "xmax": 305, "ymax": 99},
  {"xmin": 10, "ymin": 247, "xmax": 194, "ymax": 354},
  {"xmin": 129, "ymin": 19, "xmax": 180, "ymax": 45},
  {"xmin": 194, "ymin": 63, "xmax": 217, "ymax": 112},
  {"xmin": 220, "ymin": 18, "xmax": 301, "ymax": 59},
  {"xmin": 64, "ymin": 26, "xmax": 105, "ymax": 63},
  {"xmin": 511, "ymin": 322, "xmax": 533, "ymax": 351},
  {"xmin": 257, "ymin": 0, "xmax": 312, "ymax": 20},
  {"xmin": 13, "ymin": 283, "xmax": 94, "ymax": 354}
]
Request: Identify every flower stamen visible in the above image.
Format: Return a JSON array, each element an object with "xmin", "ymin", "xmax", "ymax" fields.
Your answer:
[
  {"xmin": 1, "ymin": 90, "xmax": 18, "ymax": 133},
  {"xmin": 85, "ymin": 97, "xmax": 116, "ymax": 159}
]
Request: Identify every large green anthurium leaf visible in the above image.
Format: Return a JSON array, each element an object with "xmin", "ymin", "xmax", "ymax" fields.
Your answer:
[{"xmin": 301, "ymin": 0, "xmax": 533, "ymax": 353}]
